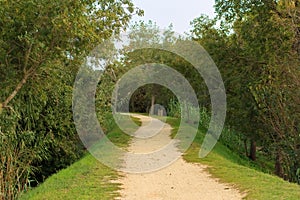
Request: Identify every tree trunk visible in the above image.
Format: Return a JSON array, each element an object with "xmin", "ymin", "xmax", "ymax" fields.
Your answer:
[
  {"xmin": 2, "ymin": 67, "xmax": 34, "ymax": 109},
  {"xmin": 150, "ymin": 95, "xmax": 155, "ymax": 115},
  {"xmin": 275, "ymin": 149, "xmax": 284, "ymax": 178},
  {"xmin": 244, "ymin": 139, "xmax": 249, "ymax": 157},
  {"xmin": 130, "ymin": 99, "xmax": 135, "ymax": 113},
  {"xmin": 2, "ymin": 74, "xmax": 29, "ymax": 108},
  {"xmin": 249, "ymin": 140, "xmax": 256, "ymax": 161},
  {"xmin": 185, "ymin": 101, "xmax": 191, "ymax": 123}
]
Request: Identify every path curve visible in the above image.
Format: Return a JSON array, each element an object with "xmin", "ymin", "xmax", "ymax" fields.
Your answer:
[{"xmin": 117, "ymin": 114, "xmax": 243, "ymax": 200}]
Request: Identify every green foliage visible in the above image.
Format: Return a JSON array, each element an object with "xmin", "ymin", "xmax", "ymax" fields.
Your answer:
[
  {"xmin": 167, "ymin": 98, "xmax": 181, "ymax": 118},
  {"xmin": 191, "ymin": 0, "xmax": 300, "ymax": 182},
  {"xmin": 0, "ymin": 112, "xmax": 49, "ymax": 199},
  {"xmin": 0, "ymin": 65, "xmax": 84, "ymax": 199},
  {"xmin": 0, "ymin": 0, "xmax": 141, "ymax": 199},
  {"xmin": 122, "ymin": 21, "xmax": 210, "ymax": 115}
]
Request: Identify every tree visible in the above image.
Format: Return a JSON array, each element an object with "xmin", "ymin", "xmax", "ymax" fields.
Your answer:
[
  {"xmin": 123, "ymin": 21, "xmax": 207, "ymax": 118},
  {"xmin": 122, "ymin": 21, "xmax": 177, "ymax": 114},
  {"xmin": 191, "ymin": 15, "xmax": 261, "ymax": 161},
  {"xmin": 0, "ymin": 0, "xmax": 141, "ymax": 199},
  {"xmin": 202, "ymin": 0, "xmax": 300, "ymax": 181}
]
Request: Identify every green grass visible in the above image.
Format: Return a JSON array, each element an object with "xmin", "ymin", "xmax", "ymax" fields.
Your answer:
[
  {"xmin": 20, "ymin": 115, "xmax": 300, "ymax": 199},
  {"xmin": 131, "ymin": 116, "xmax": 142, "ymax": 126},
  {"xmin": 19, "ymin": 116, "xmax": 141, "ymax": 200},
  {"xmin": 20, "ymin": 154, "xmax": 121, "ymax": 200},
  {"xmin": 167, "ymin": 117, "xmax": 300, "ymax": 200}
]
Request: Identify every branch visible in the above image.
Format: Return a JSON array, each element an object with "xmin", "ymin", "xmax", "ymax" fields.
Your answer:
[
  {"xmin": 2, "ymin": 67, "xmax": 35, "ymax": 109},
  {"xmin": 1, "ymin": 40, "xmax": 37, "ymax": 110}
]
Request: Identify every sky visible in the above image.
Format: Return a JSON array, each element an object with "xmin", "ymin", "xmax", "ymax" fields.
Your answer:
[{"xmin": 131, "ymin": 0, "xmax": 216, "ymax": 34}]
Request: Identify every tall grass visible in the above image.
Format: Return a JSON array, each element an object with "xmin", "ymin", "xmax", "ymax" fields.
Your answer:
[
  {"xmin": 168, "ymin": 98, "xmax": 204, "ymax": 124},
  {"xmin": 167, "ymin": 98, "xmax": 181, "ymax": 118},
  {"xmin": 0, "ymin": 129, "xmax": 48, "ymax": 200}
]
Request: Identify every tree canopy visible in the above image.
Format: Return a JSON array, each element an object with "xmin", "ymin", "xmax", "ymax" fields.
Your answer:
[
  {"xmin": 192, "ymin": 0, "xmax": 300, "ymax": 181},
  {"xmin": 0, "ymin": 0, "xmax": 141, "ymax": 199}
]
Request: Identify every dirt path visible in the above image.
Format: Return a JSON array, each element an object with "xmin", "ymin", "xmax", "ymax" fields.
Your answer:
[{"xmin": 117, "ymin": 114, "xmax": 244, "ymax": 200}]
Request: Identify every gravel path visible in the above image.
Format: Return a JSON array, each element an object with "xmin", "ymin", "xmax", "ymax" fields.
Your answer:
[{"xmin": 117, "ymin": 114, "xmax": 244, "ymax": 200}]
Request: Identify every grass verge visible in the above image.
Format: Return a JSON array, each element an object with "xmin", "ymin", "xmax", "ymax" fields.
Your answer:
[
  {"xmin": 19, "ymin": 116, "xmax": 141, "ymax": 200},
  {"xmin": 166, "ymin": 117, "xmax": 300, "ymax": 200}
]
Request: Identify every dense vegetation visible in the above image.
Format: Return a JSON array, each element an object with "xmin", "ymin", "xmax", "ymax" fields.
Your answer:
[
  {"xmin": 193, "ymin": 0, "xmax": 300, "ymax": 182},
  {"xmin": 0, "ymin": 1, "xmax": 141, "ymax": 199}
]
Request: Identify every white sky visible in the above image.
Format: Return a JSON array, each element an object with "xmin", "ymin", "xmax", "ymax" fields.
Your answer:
[{"xmin": 131, "ymin": 0, "xmax": 216, "ymax": 34}]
